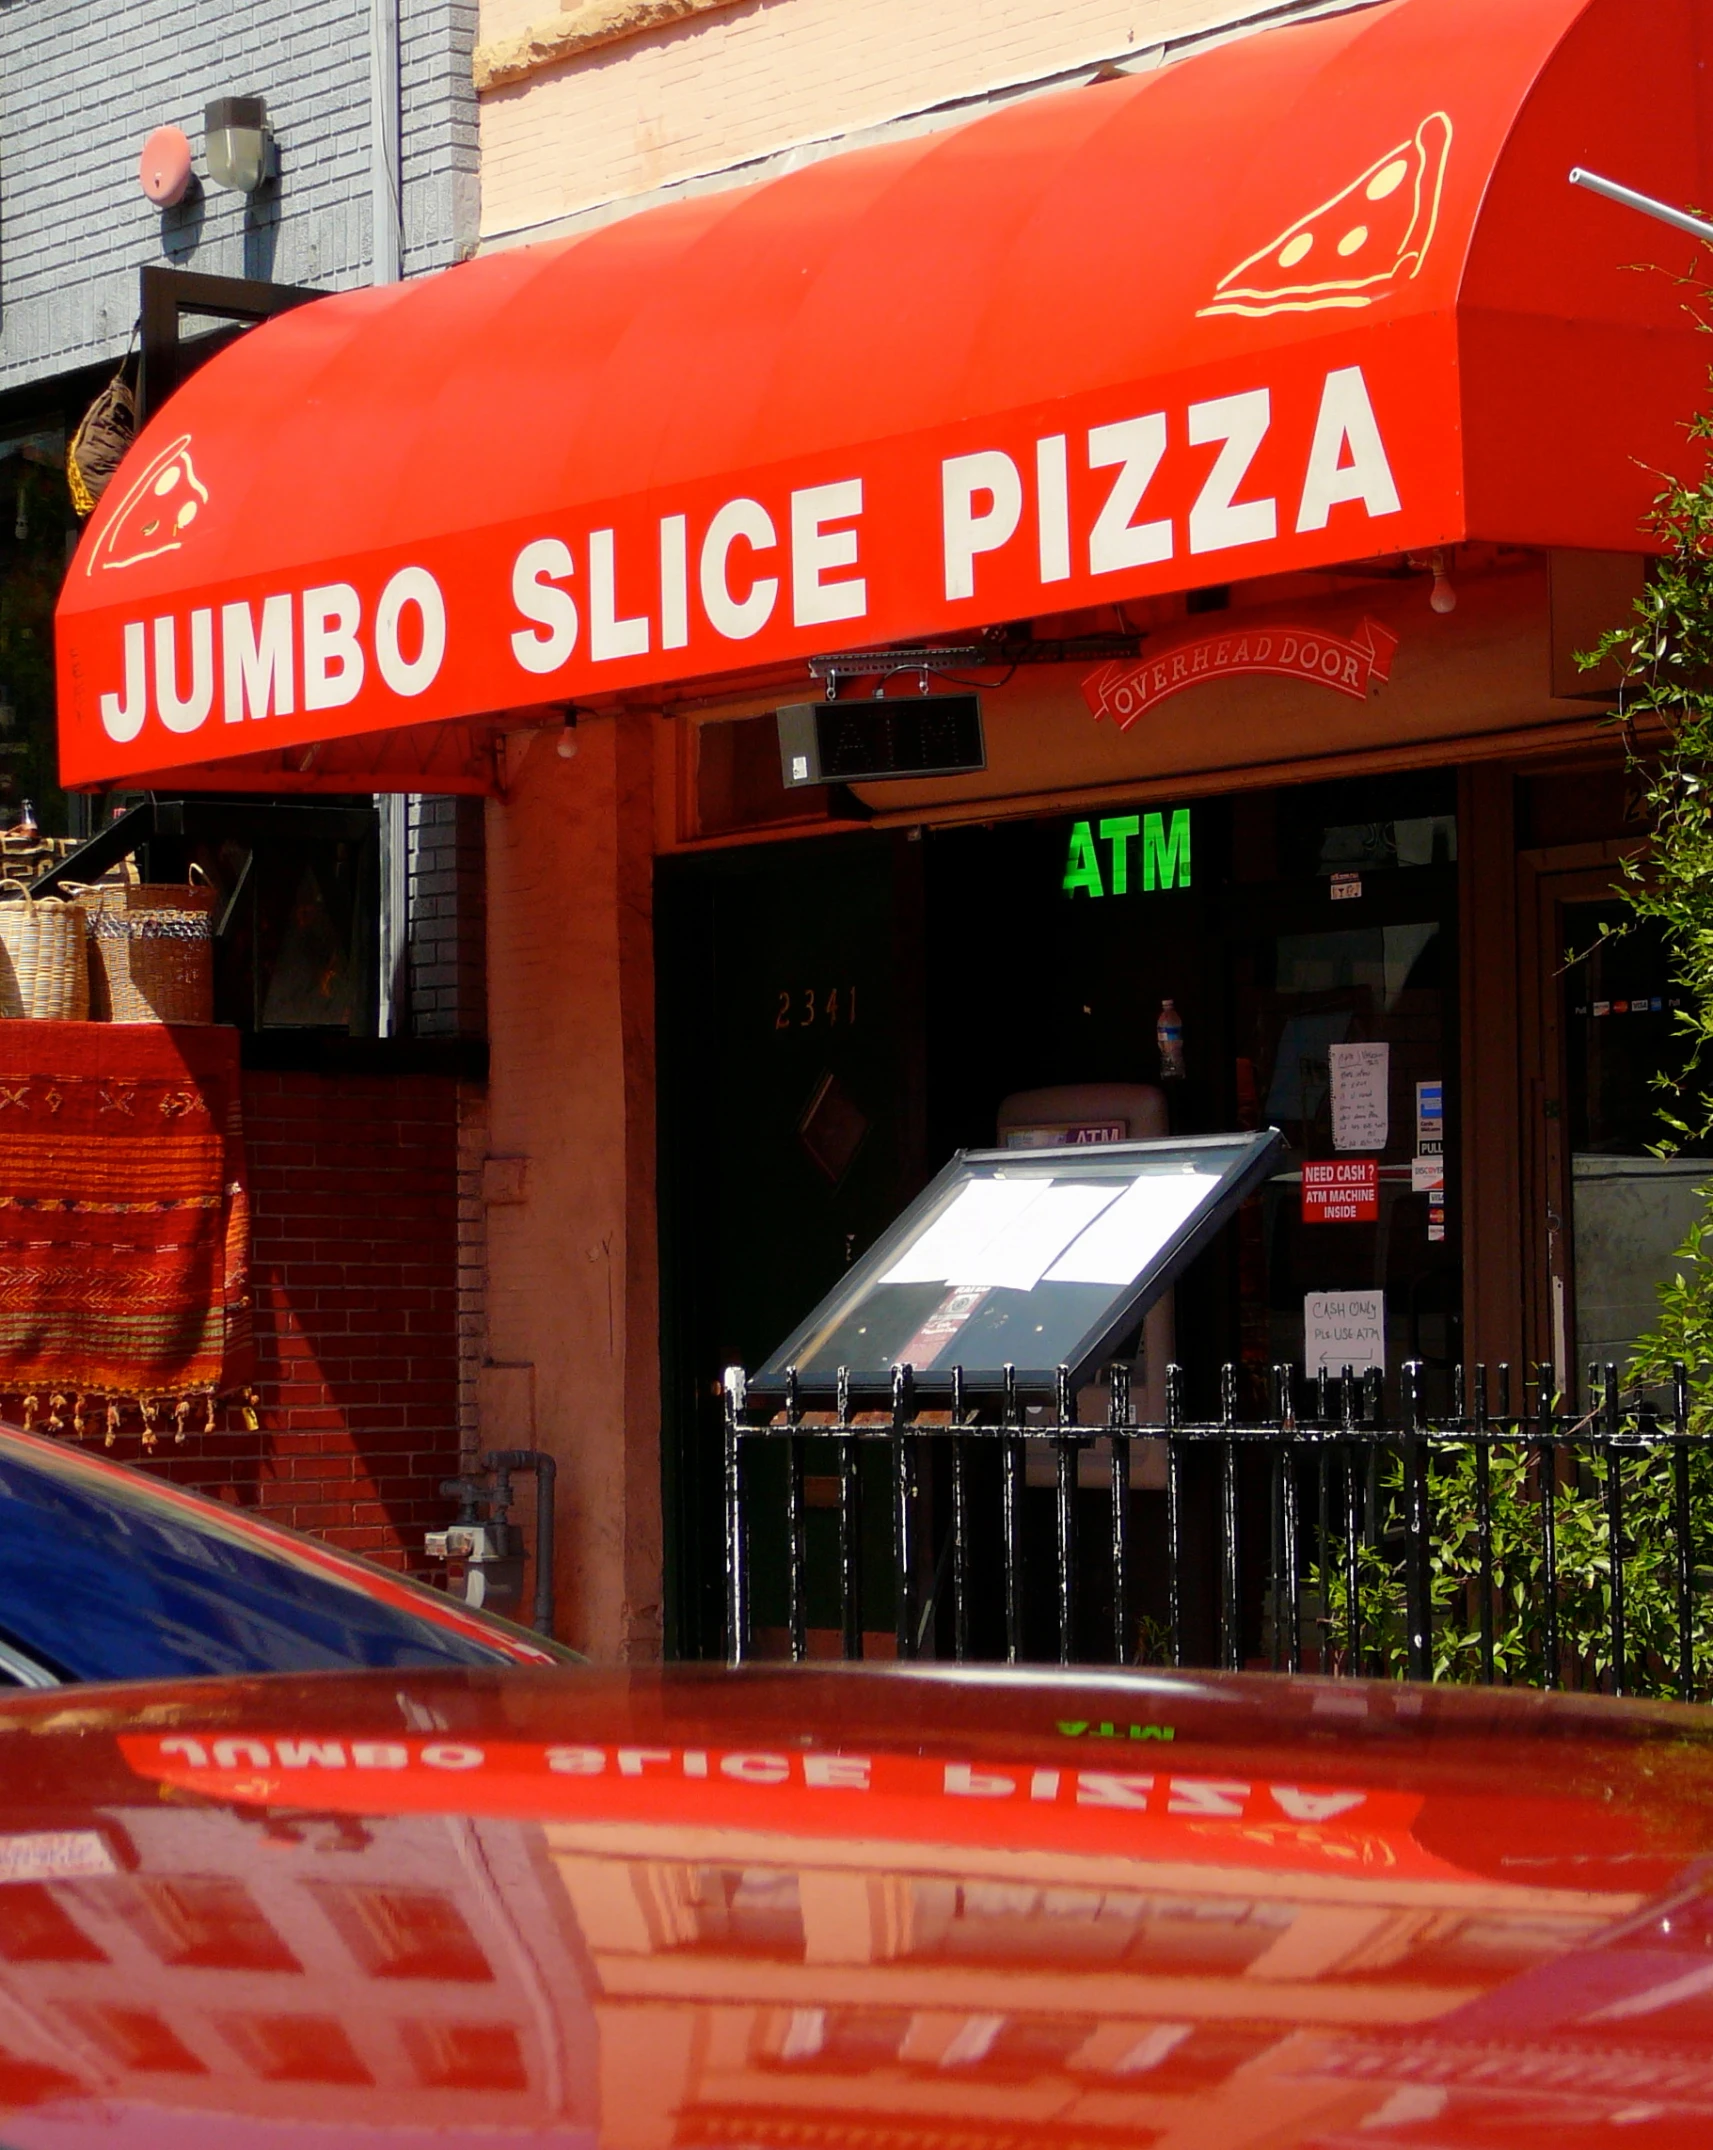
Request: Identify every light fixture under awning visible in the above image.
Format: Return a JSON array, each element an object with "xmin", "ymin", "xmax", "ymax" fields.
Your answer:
[{"xmin": 56, "ymin": 0, "xmax": 1713, "ymax": 793}]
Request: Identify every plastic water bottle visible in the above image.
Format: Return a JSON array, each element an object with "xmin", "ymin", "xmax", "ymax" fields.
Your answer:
[{"xmin": 1157, "ymin": 998, "xmax": 1185, "ymax": 1082}]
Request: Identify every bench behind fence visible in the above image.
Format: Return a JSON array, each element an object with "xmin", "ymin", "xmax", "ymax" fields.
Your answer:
[{"xmin": 721, "ymin": 1358, "xmax": 1705, "ymax": 1699}]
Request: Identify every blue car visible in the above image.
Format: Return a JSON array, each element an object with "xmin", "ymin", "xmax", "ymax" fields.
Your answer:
[{"xmin": 0, "ymin": 1419, "xmax": 568, "ymax": 1685}]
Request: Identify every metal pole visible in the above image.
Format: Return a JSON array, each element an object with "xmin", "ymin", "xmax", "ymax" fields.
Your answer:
[
  {"xmin": 1674, "ymin": 1362, "xmax": 1695, "ymax": 1702},
  {"xmin": 836, "ymin": 1366, "xmax": 863, "ymax": 1660},
  {"xmin": 1537, "ymin": 1363, "xmax": 1560, "ymax": 1691},
  {"xmin": 1219, "ymin": 1362, "xmax": 1240, "ymax": 1672},
  {"xmin": 370, "ymin": 0, "xmax": 404, "ymax": 285},
  {"xmin": 1277, "ymin": 1366, "xmax": 1300, "ymax": 1676},
  {"xmin": 1165, "ymin": 1363, "xmax": 1185, "ymax": 1668},
  {"xmin": 1002, "ymin": 1363, "xmax": 1023, "ymax": 1665},
  {"xmin": 1401, "ymin": 1361, "xmax": 1431, "ymax": 1683},
  {"xmin": 1570, "ymin": 167, "xmax": 1713, "ymax": 247},
  {"xmin": 723, "ymin": 1367, "xmax": 748, "ymax": 1664},
  {"xmin": 480, "ymin": 1448, "xmax": 558, "ymax": 1635},
  {"xmin": 1603, "ymin": 1362, "xmax": 1626, "ymax": 1699},
  {"xmin": 891, "ymin": 1363, "xmax": 917, "ymax": 1661},
  {"xmin": 1109, "ymin": 1360, "xmax": 1131, "ymax": 1667},
  {"xmin": 1054, "ymin": 1366, "xmax": 1076, "ymax": 1667},
  {"xmin": 784, "ymin": 1370, "xmax": 806, "ymax": 1665}
]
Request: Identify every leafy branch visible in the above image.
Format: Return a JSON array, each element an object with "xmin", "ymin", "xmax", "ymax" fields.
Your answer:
[{"xmin": 1585, "ymin": 393, "xmax": 1713, "ymax": 1416}]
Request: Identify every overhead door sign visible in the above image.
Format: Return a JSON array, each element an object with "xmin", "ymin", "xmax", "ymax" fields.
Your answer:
[
  {"xmin": 1302, "ymin": 1158, "xmax": 1378, "ymax": 1223},
  {"xmin": 1083, "ymin": 616, "xmax": 1398, "ymax": 731}
]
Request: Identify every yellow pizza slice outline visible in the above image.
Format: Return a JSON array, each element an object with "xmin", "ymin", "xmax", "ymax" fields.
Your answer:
[
  {"xmin": 1199, "ymin": 112, "xmax": 1453, "ymax": 319},
  {"xmin": 87, "ymin": 432, "xmax": 210, "ymax": 575}
]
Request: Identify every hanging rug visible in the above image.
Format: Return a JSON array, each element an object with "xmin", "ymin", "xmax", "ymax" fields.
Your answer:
[{"xmin": 0, "ymin": 1022, "xmax": 251, "ymax": 1415}]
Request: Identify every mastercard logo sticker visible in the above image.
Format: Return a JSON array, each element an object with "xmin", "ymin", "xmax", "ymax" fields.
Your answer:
[{"xmin": 1202, "ymin": 112, "xmax": 1453, "ymax": 319}]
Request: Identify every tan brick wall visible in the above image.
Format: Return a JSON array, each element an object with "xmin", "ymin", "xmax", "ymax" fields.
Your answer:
[
  {"xmin": 477, "ymin": 0, "xmax": 1315, "ymax": 244},
  {"xmin": 476, "ymin": 0, "xmax": 744, "ymax": 88}
]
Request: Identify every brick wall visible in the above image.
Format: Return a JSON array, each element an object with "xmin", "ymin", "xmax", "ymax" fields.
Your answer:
[
  {"xmin": 125, "ymin": 1068, "xmax": 467, "ymax": 1576},
  {"xmin": 404, "ymin": 0, "xmax": 482, "ymax": 277},
  {"xmin": 0, "ymin": 0, "xmax": 477, "ymax": 393},
  {"xmin": 407, "ymin": 794, "xmax": 487, "ymax": 1039}
]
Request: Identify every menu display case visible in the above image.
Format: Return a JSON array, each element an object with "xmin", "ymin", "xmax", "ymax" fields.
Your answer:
[{"xmin": 752, "ymin": 1129, "xmax": 1284, "ymax": 1404}]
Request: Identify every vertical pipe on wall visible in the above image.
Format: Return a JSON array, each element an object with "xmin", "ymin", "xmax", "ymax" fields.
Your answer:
[
  {"xmin": 371, "ymin": 0, "xmax": 405, "ymax": 1031},
  {"xmin": 378, "ymin": 794, "xmax": 409, "ymax": 1037},
  {"xmin": 370, "ymin": 0, "xmax": 403, "ymax": 286}
]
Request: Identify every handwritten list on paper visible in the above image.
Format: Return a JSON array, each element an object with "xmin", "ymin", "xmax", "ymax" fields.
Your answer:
[
  {"xmin": 1330, "ymin": 1041, "xmax": 1389, "ymax": 1152},
  {"xmin": 1305, "ymin": 1290, "xmax": 1386, "ymax": 1377}
]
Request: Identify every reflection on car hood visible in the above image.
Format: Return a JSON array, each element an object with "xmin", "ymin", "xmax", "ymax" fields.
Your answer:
[{"xmin": 0, "ymin": 1665, "xmax": 1711, "ymax": 2148}]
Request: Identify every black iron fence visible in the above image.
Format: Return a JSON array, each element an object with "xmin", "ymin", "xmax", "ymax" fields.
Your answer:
[{"xmin": 722, "ymin": 1360, "xmax": 1713, "ymax": 1698}]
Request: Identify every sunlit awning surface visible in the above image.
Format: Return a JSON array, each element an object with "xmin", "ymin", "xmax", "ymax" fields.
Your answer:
[{"xmin": 56, "ymin": 0, "xmax": 1713, "ymax": 792}]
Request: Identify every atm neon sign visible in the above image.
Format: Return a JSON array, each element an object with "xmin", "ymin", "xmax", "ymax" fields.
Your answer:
[{"xmin": 1063, "ymin": 809, "xmax": 1191, "ymax": 897}]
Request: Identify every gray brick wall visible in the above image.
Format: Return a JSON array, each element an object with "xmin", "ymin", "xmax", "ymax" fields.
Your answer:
[
  {"xmin": 0, "ymin": 0, "xmax": 478, "ymax": 393},
  {"xmin": 407, "ymin": 793, "xmax": 486, "ymax": 1038}
]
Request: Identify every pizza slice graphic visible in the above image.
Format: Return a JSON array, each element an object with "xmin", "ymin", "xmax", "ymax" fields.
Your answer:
[
  {"xmin": 1200, "ymin": 112, "xmax": 1453, "ymax": 318},
  {"xmin": 86, "ymin": 432, "xmax": 208, "ymax": 574}
]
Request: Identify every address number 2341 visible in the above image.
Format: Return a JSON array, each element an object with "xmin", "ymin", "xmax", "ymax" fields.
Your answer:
[{"xmin": 775, "ymin": 985, "xmax": 859, "ymax": 1031}]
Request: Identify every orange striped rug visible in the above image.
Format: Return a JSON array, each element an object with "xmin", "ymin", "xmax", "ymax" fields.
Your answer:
[{"xmin": 0, "ymin": 1023, "xmax": 251, "ymax": 1411}]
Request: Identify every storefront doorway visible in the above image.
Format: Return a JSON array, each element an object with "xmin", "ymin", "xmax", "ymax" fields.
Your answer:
[
  {"xmin": 656, "ymin": 833, "xmax": 927, "ymax": 1658},
  {"xmin": 920, "ymin": 773, "xmax": 1461, "ymax": 1386},
  {"xmin": 659, "ymin": 768, "xmax": 1466, "ymax": 1659},
  {"xmin": 1525, "ymin": 851, "xmax": 1711, "ymax": 1390}
]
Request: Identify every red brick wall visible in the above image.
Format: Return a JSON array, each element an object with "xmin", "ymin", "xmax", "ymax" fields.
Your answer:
[{"xmin": 128, "ymin": 1069, "xmax": 466, "ymax": 1575}]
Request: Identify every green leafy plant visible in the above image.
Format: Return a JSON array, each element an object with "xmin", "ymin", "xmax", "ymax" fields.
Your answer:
[
  {"xmin": 1308, "ymin": 1441, "xmax": 1713, "ymax": 1693},
  {"xmin": 1584, "ymin": 396, "xmax": 1713, "ymax": 1418}
]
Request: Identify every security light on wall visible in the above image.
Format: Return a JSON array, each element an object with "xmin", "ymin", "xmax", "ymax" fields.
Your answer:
[{"xmin": 204, "ymin": 97, "xmax": 276, "ymax": 194}]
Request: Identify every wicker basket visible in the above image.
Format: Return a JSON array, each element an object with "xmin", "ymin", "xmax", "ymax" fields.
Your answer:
[
  {"xmin": 0, "ymin": 879, "xmax": 90, "ymax": 1020},
  {"xmin": 85, "ymin": 874, "xmax": 216, "ymax": 1025}
]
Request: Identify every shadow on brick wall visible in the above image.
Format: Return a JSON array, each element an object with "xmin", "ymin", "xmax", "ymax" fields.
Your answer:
[{"xmin": 116, "ymin": 1070, "xmax": 466, "ymax": 1574}]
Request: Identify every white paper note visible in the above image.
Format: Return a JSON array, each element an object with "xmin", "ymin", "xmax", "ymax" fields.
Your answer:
[
  {"xmin": 880, "ymin": 1180, "xmax": 1045, "ymax": 1285},
  {"xmin": 966, "ymin": 1182, "xmax": 1125, "ymax": 1290},
  {"xmin": 881, "ymin": 1178, "xmax": 1121, "ymax": 1291},
  {"xmin": 1330, "ymin": 1041, "xmax": 1389, "ymax": 1152},
  {"xmin": 1304, "ymin": 1290, "xmax": 1386, "ymax": 1376},
  {"xmin": 1045, "ymin": 1170, "xmax": 1217, "ymax": 1286}
]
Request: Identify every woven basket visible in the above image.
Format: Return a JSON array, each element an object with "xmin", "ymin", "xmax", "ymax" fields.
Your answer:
[
  {"xmin": 0, "ymin": 879, "xmax": 90, "ymax": 1020},
  {"xmin": 85, "ymin": 873, "xmax": 216, "ymax": 1025}
]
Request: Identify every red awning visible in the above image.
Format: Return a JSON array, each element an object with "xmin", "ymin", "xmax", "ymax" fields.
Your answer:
[{"xmin": 55, "ymin": 0, "xmax": 1713, "ymax": 791}]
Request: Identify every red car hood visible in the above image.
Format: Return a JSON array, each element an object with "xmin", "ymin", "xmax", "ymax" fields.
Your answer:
[{"xmin": 0, "ymin": 1664, "xmax": 1710, "ymax": 2149}]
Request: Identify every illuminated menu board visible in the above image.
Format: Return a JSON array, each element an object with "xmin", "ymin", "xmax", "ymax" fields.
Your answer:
[{"xmin": 752, "ymin": 1129, "xmax": 1284, "ymax": 1402}]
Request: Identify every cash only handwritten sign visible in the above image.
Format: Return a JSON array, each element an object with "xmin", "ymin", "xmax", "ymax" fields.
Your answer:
[{"xmin": 1305, "ymin": 1290, "xmax": 1386, "ymax": 1376}]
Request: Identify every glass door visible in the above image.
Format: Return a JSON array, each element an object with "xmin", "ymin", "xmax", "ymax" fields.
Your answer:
[
  {"xmin": 1560, "ymin": 898, "xmax": 1710, "ymax": 1379},
  {"xmin": 1228, "ymin": 781, "xmax": 1462, "ymax": 1387}
]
